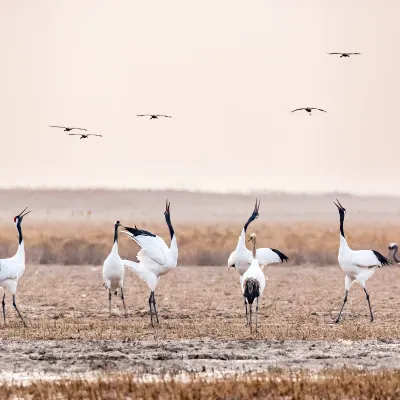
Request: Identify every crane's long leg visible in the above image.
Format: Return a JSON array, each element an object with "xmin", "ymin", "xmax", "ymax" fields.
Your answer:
[
  {"xmin": 364, "ymin": 288, "xmax": 374, "ymax": 322},
  {"xmin": 120, "ymin": 288, "xmax": 127, "ymax": 318},
  {"xmin": 152, "ymin": 292, "xmax": 159, "ymax": 325},
  {"xmin": 249, "ymin": 303, "xmax": 253, "ymax": 333},
  {"xmin": 335, "ymin": 290, "xmax": 348, "ymax": 323},
  {"xmin": 255, "ymin": 297, "xmax": 259, "ymax": 333},
  {"xmin": 12, "ymin": 295, "xmax": 26, "ymax": 326},
  {"xmin": 148, "ymin": 292, "xmax": 154, "ymax": 327},
  {"xmin": 108, "ymin": 292, "xmax": 112, "ymax": 316},
  {"xmin": 244, "ymin": 295, "xmax": 249, "ymax": 326},
  {"xmin": 2, "ymin": 294, "xmax": 5, "ymax": 324}
]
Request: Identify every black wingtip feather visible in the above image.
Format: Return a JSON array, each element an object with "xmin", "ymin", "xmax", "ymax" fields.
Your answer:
[
  {"xmin": 271, "ymin": 249, "xmax": 289, "ymax": 263},
  {"xmin": 123, "ymin": 226, "xmax": 156, "ymax": 237},
  {"xmin": 372, "ymin": 250, "xmax": 392, "ymax": 266}
]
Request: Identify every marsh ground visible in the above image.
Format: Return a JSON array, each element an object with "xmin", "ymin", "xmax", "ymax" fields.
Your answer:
[{"xmin": 1, "ymin": 264, "xmax": 400, "ymax": 381}]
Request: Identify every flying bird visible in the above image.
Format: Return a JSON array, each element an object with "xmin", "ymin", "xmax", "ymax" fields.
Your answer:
[
  {"xmin": 291, "ymin": 107, "xmax": 327, "ymax": 115},
  {"xmin": 137, "ymin": 114, "xmax": 172, "ymax": 120},
  {"xmin": 0, "ymin": 208, "xmax": 31, "ymax": 326},
  {"xmin": 102, "ymin": 221, "xmax": 127, "ymax": 317},
  {"xmin": 122, "ymin": 200, "xmax": 178, "ymax": 327},
  {"xmin": 68, "ymin": 134, "xmax": 102, "ymax": 139},
  {"xmin": 242, "ymin": 233, "xmax": 266, "ymax": 334},
  {"xmin": 334, "ymin": 199, "xmax": 391, "ymax": 323},
  {"xmin": 49, "ymin": 125, "xmax": 87, "ymax": 132},
  {"xmin": 327, "ymin": 53, "xmax": 361, "ymax": 58},
  {"xmin": 227, "ymin": 200, "xmax": 289, "ymax": 325}
]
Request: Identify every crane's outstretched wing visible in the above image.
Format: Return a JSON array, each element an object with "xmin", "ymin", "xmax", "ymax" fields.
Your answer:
[
  {"xmin": 137, "ymin": 114, "xmax": 151, "ymax": 117},
  {"xmin": 88, "ymin": 134, "xmax": 103, "ymax": 137},
  {"xmin": 67, "ymin": 134, "xmax": 82, "ymax": 136},
  {"xmin": 159, "ymin": 115, "xmax": 172, "ymax": 118},
  {"xmin": 352, "ymin": 250, "xmax": 392, "ymax": 269},
  {"xmin": 256, "ymin": 248, "xmax": 289, "ymax": 266},
  {"xmin": 291, "ymin": 108, "xmax": 305, "ymax": 112},
  {"xmin": 327, "ymin": 53, "xmax": 342, "ymax": 55},
  {"xmin": 348, "ymin": 53, "xmax": 361, "ymax": 55},
  {"xmin": 122, "ymin": 227, "xmax": 169, "ymax": 265},
  {"xmin": 69, "ymin": 127, "xmax": 87, "ymax": 131},
  {"xmin": 311, "ymin": 108, "xmax": 327, "ymax": 112}
]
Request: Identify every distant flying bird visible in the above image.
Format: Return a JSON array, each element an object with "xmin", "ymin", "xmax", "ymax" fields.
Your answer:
[
  {"xmin": 334, "ymin": 199, "xmax": 391, "ymax": 323},
  {"xmin": 0, "ymin": 208, "xmax": 31, "ymax": 326},
  {"xmin": 137, "ymin": 114, "xmax": 172, "ymax": 120},
  {"xmin": 291, "ymin": 107, "xmax": 327, "ymax": 116},
  {"xmin": 242, "ymin": 233, "xmax": 266, "ymax": 333},
  {"xmin": 102, "ymin": 221, "xmax": 127, "ymax": 317},
  {"xmin": 68, "ymin": 134, "xmax": 103, "ymax": 139},
  {"xmin": 388, "ymin": 243, "xmax": 400, "ymax": 264},
  {"xmin": 49, "ymin": 125, "xmax": 87, "ymax": 132},
  {"xmin": 327, "ymin": 53, "xmax": 361, "ymax": 58},
  {"xmin": 122, "ymin": 200, "xmax": 178, "ymax": 327}
]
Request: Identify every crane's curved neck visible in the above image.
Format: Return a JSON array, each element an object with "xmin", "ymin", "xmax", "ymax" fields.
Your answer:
[
  {"xmin": 113, "ymin": 225, "xmax": 119, "ymax": 244},
  {"xmin": 339, "ymin": 212, "xmax": 345, "ymax": 238},
  {"xmin": 394, "ymin": 247, "xmax": 400, "ymax": 263},
  {"xmin": 244, "ymin": 214, "xmax": 254, "ymax": 233},
  {"xmin": 165, "ymin": 215, "xmax": 175, "ymax": 240},
  {"xmin": 17, "ymin": 222, "xmax": 23, "ymax": 245},
  {"xmin": 252, "ymin": 239, "xmax": 256, "ymax": 258}
]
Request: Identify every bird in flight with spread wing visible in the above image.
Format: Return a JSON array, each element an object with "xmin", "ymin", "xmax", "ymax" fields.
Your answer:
[
  {"xmin": 137, "ymin": 114, "xmax": 172, "ymax": 120},
  {"xmin": 291, "ymin": 107, "xmax": 327, "ymax": 116},
  {"xmin": 49, "ymin": 125, "xmax": 87, "ymax": 132},
  {"xmin": 68, "ymin": 133, "xmax": 103, "ymax": 140},
  {"xmin": 327, "ymin": 52, "xmax": 361, "ymax": 58}
]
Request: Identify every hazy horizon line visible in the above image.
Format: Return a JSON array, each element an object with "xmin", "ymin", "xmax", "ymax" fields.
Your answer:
[{"xmin": 0, "ymin": 186, "xmax": 399, "ymax": 199}]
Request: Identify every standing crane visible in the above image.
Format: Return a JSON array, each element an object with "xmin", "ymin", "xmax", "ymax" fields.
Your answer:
[
  {"xmin": 334, "ymin": 199, "xmax": 391, "ymax": 323},
  {"xmin": 122, "ymin": 201, "xmax": 178, "ymax": 327},
  {"xmin": 228, "ymin": 200, "xmax": 288, "ymax": 324},
  {"xmin": 102, "ymin": 221, "xmax": 127, "ymax": 317},
  {"xmin": 0, "ymin": 208, "xmax": 31, "ymax": 326},
  {"xmin": 242, "ymin": 233, "xmax": 265, "ymax": 333}
]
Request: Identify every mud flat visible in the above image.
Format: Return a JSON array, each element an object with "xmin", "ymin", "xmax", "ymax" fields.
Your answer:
[{"xmin": 1, "ymin": 338, "xmax": 400, "ymax": 382}]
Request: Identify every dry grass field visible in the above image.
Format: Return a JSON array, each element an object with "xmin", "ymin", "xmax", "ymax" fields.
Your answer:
[
  {"xmin": 2, "ymin": 265, "xmax": 400, "ymax": 342},
  {"xmin": 2, "ymin": 369, "xmax": 400, "ymax": 400}
]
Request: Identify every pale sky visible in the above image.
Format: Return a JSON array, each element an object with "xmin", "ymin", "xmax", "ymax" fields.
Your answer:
[{"xmin": 1, "ymin": 1, "xmax": 399, "ymax": 194}]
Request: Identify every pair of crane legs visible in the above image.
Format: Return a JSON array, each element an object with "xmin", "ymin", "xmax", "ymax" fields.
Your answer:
[
  {"xmin": 2, "ymin": 294, "xmax": 26, "ymax": 327},
  {"xmin": 336, "ymin": 288, "xmax": 374, "ymax": 323},
  {"xmin": 243, "ymin": 296, "xmax": 259, "ymax": 333},
  {"xmin": 108, "ymin": 289, "xmax": 159, "ymax": 327}
]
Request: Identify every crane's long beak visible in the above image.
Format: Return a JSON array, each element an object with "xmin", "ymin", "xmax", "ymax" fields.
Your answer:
[{"xmin": 18, "ymin": 207, "xmax": 31, "ymax": 218}]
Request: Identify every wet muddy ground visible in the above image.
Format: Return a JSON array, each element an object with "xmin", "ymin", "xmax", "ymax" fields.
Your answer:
[{"xmin": 1, "ymin": 338, "xmax": 400, "ymax": 380}]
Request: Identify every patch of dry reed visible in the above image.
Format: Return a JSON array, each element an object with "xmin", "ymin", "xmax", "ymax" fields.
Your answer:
[{"xmin": 0, "ymin": 221, "xmax": 396, "ymax": 266}]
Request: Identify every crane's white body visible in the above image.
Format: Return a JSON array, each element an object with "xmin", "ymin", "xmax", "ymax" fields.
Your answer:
[
  {"xmin": 228, "ymin": 230, "xmax": 286, "ymax": 287},
  {"xmin": 241, "ymin": 257, "xmax": 266, "ymax": 297},
  {"xmin": 124, "ymin": 235, "xmax": 178, "ymax": 291},
  {"xmin": 122, "ymin": 200, "xmax": 178, "ymax": 328},
  {"xmin": 0, "ymin": 242, "xmax": 25, "ymax": 295},
  {"xmin": 103, "ymin": 241, "xmax": 124, "ymax": 293},
  {"xmin": 338, "ymin": 235, "xmax": 380, "ymax": 290}
]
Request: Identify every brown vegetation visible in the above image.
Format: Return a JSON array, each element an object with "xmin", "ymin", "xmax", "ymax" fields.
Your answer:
[
  {"xmin": 1, "ymin": 264, "xmax": 400, "ymax": 341},
  {"xmin": 2, "ymin": 369, "xmax": 400, "ymax": 399},
  {"xmin": 0, "ymin": 220, "xmax": 397, "ymax": 266}
]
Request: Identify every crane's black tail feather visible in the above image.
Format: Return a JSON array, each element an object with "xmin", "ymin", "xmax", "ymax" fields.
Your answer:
[{"xmin": 244, "ymin": 278, "xmax": 260, "ymax": 305}]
